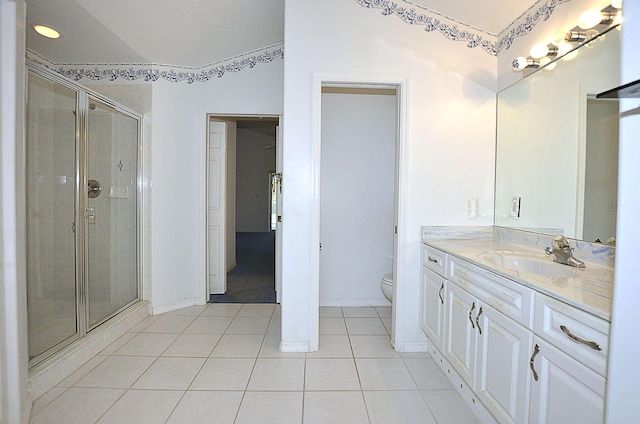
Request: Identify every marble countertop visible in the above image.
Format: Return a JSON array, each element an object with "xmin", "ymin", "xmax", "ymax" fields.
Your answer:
[{"xmin": 423, "ymin": 235, "xmax": 614, "ymax": 321}]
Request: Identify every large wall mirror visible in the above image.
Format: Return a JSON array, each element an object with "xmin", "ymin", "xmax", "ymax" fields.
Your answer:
[{"xmin": 495, "ymin": 27, "xmax": 621, "ymax": 244}]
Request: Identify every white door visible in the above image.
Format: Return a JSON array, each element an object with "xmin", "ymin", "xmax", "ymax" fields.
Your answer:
[
  {"xmin": 445, "ymin": 283, "xmax": 477, "ymax": 387},
  {"xmin": 209, "ymin": 120, "xmax": 227, "ymax": 295},
  {"xmin": 475, "ymin": 303, "xmax": 533, "ymax": 424},
  {"xmin": 420, "ymin": 267, "xmax": 446, "ymax": 352},
  {"xmin": 529, "ymin": 338, "xmax": 605, "ymax": 424},
  {"xmin": 275, "ymin": 125, "xmax": 282, "ymax": 303}
]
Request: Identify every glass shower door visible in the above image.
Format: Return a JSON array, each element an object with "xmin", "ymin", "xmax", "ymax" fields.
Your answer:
[
  {"xmin": 26, "ymin": 72, "xmax": 79, "ymax": 361},
  {"xmin": 86, "ymin": 98, "xmax": 139, "ymax": 328}
]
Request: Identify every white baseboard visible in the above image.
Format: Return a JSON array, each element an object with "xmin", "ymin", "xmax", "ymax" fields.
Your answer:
[
  {"xmin": 280, "ymin": 341, "xmax": 310, "ymax": 353},
  {"xmin": 396, "ymin": 341, "xmax": 429, "ymax": 352},
  {"xmin": 319, "ymin": 298, "xmax": 391, "ymax": 307},
  {"xmin": 152, "ymin": 298, "xmax": 197, "ymax": 315}
]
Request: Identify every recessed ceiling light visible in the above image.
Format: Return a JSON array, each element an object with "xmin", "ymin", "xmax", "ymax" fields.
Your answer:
[{"xmin": 33, "ymin": 24, "xmax": 61, "ymax": 39}]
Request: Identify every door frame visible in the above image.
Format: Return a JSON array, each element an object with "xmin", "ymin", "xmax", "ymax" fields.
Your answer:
[
  {"xmin": 204, "ymin": 113, "xmax": 282, "ymax": 300},
  {"xmin": 310, "ymin": 74, "xmax": 409, "ymax": 351}
]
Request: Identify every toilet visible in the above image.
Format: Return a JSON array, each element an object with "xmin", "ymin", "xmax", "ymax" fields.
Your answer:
[{"xmin": 381, "ymin": 273, "xmax": 394, "ymax": 303}]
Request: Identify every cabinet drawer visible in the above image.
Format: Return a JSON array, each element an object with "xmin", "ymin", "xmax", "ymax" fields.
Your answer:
[
  {"xmin": 534, "ymin": 293, "xmax": 609, "ymax": 376},
  {"xmin": 422, "ymin": 245, "xmax": 447, "ymax": 276},
  {"xmin": 448, "ymin": 256, "xmax": 534, "ymax": 328}
]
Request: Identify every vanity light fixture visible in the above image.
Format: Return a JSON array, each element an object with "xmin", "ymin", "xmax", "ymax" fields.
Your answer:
[
  {"xmin": 512, "ymin": 4, "xmax": 621, "ymax": 74},
  {"xmin": 33, "ymin": 24, "xmax": 61, "ymax": 39}
]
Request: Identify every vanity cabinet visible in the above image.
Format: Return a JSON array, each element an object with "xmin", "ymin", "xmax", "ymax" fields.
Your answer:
[
  {"xmin": 420, "ymin": 243, "xmax": 609, "ymax": 424},
  {"xmin": 445, "ymin": 269, "xmax": 532, "ymax": 424},
  {"xmin": 475, "ymin": 303, "xmax": 532, "ymax": 424},
  {"xmin": 528, "ymin": 337, "xmax": 605, "ymax": 424},
  {"xmin": 420, "ymin": 267, "xmax": 446, "ymax": 352},
  {"xmin": 444, "ymin": 282, "xmax": 477, "ymax": 386}
]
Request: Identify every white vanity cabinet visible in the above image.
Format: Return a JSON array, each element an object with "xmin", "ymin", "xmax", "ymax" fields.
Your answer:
[
  {"xmin": 420, "ymin": 267, "xmax": 447, "ymax": 352},
  {"xmin": 444, "ymin": 282, "xmax": 478, "ymax": 387},
  {"xmin": 444, "ymin": 264, "xmax": 533, "ymax": 424},
  {"xmin": 528, "ymin": 294, "xmax": 608, "ymax": 424},
  {"xmin": 528, "ymin": 337, "xmax": 606, "ymax": 424},
  {"xmin": 419, "ymin": 242, "xmax": 610, "ymax": 424},
  {"xmin": 475, "ymin": 303, "xmax": 533, "ymax": 424}
]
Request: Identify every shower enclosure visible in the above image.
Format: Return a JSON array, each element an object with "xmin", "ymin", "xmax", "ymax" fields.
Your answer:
[{"xmin": 26, "ymin": 66, "xmax": 142, "ymax": 366}]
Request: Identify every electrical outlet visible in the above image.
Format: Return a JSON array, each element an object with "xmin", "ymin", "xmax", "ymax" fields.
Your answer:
[
  {"xmin": 468, "ymin": 198, "xmax": 479, "ymax": 219},
  {"xmin": 510, "ymin": 197, "xmax": 521, "ymax": 218}
]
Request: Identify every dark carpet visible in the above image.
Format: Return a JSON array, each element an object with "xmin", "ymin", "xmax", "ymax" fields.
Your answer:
[{"xmin": 210, "ymin": 232, "xmax": 276, "ymax": 304}]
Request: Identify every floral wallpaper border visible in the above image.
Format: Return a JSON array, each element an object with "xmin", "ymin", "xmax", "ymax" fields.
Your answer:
[
  {"xmin": 26, "ymin": 42, "xmax": 284, "ymax": 84},
  {"xmin": 355, "ymin": 0, "xmax": 570, "ymax": 56},
  {"xmin": 25, "ymin": 0, "xmax": 570, "ymax": 83}
]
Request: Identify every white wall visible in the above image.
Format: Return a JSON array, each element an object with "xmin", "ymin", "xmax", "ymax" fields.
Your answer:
[
  {"xmin": 319, "ymin": 89, "xmax": 395, "ymax": 306},
  {"xmin": 0, "ymin": 1, "xmax": 30, "ymax": 422},
  {"xmin": 149, "ymin": 61, "xmax": 283, "ymax": 313},
  {"xmin": 282, "ymin": 0, "xmax": 496, "ymax": 351},
  {"xmin": 606, "ymin": 0, "xmax": 640, "ymax": 420},
  {"xmin": 236, "ymin": 126, "xmax": 276, "ymax": 232}
]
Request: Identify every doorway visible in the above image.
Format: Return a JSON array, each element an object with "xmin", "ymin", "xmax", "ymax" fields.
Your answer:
[
  {"xmin": 207, "ymin": 116, "xmax": 281, "ymax": 303},
  {"xmin": 26, "ymin": 66, "xmax": 142, "ymax": 366},
  {"xmin": 318, "ymin": 86, "xmax": 398, "ymax": 306}
]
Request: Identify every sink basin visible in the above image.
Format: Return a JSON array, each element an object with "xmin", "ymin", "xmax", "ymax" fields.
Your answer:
[{"xmin": 478, "ymin": 251, "xmax": 578, "ymax": 278}]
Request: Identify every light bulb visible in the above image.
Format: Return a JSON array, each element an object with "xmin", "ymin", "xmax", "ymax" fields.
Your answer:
[
  {"xmin": 512, "ymin": 57, "xmax": 529, "ymax": 71},
  {"xmin": 611, "ymin": 0, "xmax": 622, "ymax": 9},
  {"xmin": 530, "ymin": 43, "xmax": 550, "ymax": 59},
  {"xmin": 551, "ymin": 29, "xmax": 569, "ymax": 45},
  {"xmin": 579, "ymin": 9, "xmax": 604, "ymax": 29}
]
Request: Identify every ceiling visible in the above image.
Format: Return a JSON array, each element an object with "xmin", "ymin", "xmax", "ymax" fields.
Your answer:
[{"xmin": 25, "ymin": 0, "xmax": 535, "ymax": 67}]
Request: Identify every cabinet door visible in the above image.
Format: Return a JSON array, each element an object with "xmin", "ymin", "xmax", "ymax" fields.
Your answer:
[
  {"xmin": 445, "ymin": 282, "xmax": 477, "ymax": 387},
  {"xmin": 476, "ymin": 305, "xmax": 533, "ymax": 424},
  {"xmin": 421, "ymin": 267, "xmax": 446, "ymax": 352},
  {"xmin": 529, "ymin": 338, "xmax": 605, "ymax": 424}
]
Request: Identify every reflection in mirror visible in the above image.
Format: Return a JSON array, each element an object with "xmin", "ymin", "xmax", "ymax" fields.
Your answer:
[{"xmin": 495, "ymin": 28, "xmax": 620, "ymax": 243}]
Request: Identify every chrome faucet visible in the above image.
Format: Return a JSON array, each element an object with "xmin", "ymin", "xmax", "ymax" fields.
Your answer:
[{"xmin": 545, "ymin": 235, "xmax": 585, "ymax": 268}]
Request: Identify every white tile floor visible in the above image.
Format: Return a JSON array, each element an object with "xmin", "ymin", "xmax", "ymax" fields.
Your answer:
[{"xmin": 30, "ymin": 304, "xmax": 480, "ymax": 424}]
